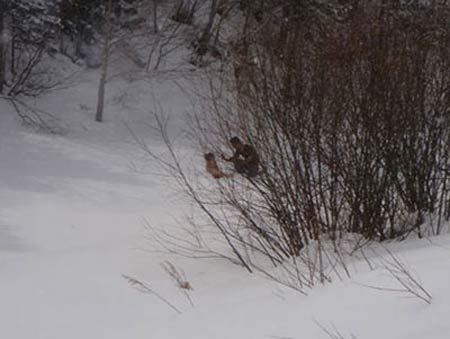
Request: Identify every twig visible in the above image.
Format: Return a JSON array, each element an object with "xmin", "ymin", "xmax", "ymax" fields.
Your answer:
[
  {"xmin": 122, "ymin": 274, "xmax": 182, "ymax": 314},
  {"xmin": 161, "ymin": 261, "xmax": 195, "ymax": 307},
  {"xmin": 315, "ymin": 320, "xmax": 357, "ymax": 339}
]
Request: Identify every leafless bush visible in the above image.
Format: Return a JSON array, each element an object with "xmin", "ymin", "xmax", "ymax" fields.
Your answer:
[
  {"xmin": 137, "ymin": 110, "xmax": 344, "ymax": 291},
  {"xmin": 1, "ymin": 95, "xmax": 63, "ymax": 133},
  {"xmin": 141, "ymin": 3, "xmax": 450, "ymax": 285},
  {"xmin": 6, "ymin": 43, "xmax": 62, "ymax": 97}
]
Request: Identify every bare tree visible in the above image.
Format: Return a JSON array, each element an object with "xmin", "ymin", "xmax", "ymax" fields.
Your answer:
[
  {"xmin": 95, "ymin": 0, "xmax": 113, "ymax": 122},
  {"xmin": 152, "ymin": 0, "xmax": 159, "ymax": 34}
]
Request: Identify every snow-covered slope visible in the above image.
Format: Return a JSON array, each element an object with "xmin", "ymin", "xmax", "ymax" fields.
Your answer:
[{"xmin": 1, "ymin": 61, "xmax": 450, "ymax": 339}]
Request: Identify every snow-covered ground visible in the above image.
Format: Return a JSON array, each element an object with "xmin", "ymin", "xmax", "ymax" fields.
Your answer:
[{"xmin": 1, "ymin": 61, "xmax": 450, "ymax": 339}]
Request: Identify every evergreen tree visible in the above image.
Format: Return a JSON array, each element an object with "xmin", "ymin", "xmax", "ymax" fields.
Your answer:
[
  {"xmin": 10, "ymin": 0, "xmax": 60, "ymax": 45},
  {"xmin": 59, "ymin": 0, "xmax": 103, "ymax": 56},
  {"xmin": 58, "ymin": 0, "xmax": 143, "ymax": 57}
]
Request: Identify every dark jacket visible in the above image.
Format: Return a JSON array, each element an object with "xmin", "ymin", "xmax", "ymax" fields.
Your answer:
[{"xmin": 231, "ymin": 144, "xmax": 260, "ymax": 167}]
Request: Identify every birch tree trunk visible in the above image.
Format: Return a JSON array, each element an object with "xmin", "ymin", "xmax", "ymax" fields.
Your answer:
[
  {"xmin": 95, "ymin": 0, "xmax": 113, "ymax": 122},
  {"xmin": 10, "ymin": 17, "xmax": 16, "ymax": 76},
  {"xmin": 0, "ymin": 1, "xmax": 5, "ymax": 94},
  {"xmin": 152, "ymin": 0, "xmax": 158, "ymax": 34}
]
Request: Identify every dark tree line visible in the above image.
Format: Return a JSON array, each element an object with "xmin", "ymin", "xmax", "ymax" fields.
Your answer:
[
  {"xmin": 0, "ymin": 0, "xmax": 58, "ymax": 95},
  {"xmin": 0, "ymin": 0, "xmax": 144, "ymax": 96}
]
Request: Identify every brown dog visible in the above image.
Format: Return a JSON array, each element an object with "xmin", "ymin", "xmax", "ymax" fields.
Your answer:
[{"xmin": 204, "ymin": 153, "xmax": 230, "ymax": 179}]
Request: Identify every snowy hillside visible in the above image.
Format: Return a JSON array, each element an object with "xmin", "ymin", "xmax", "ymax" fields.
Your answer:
[
  {"xmin": 1, "ymin": 57, "xmax": 449, "ymax": 339},
  {"xmin": 1, "ymin": 1, "xmax": 450, "ymax": 338}
]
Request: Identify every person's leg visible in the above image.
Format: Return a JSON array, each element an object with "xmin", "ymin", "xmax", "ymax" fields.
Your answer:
[
  {"xmin": 234, "ymin": 160, "xmax": 246, "ymax": 174},
  {"xmin": 245, "ymin": 164, "xmax": 259, "ymax": 178}
]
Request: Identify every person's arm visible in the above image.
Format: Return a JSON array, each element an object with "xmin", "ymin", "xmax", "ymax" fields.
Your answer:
[
  {"xmin": 221, "ymin": 150, "xmax": 239, "ymax": 162},
  {"xmin": 241, "ymin": 154, "xmax": 255, "ymax": 164}
]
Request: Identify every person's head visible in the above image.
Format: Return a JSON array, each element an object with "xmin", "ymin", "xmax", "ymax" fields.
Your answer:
[
  {"xmin": 230, "ymin": 136, "xmax": 244, "ymax": 151},
  {"xmin": 204, "ymin": 153, "xmax": 215, "ymax": 161}
]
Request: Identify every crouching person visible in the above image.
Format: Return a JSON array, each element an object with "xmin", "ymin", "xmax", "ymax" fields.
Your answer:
[{"xmin": 221, "ymin": 136, "xmax": 260, "ymax": 178}]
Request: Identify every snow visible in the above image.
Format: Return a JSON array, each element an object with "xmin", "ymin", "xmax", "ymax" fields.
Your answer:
[{"xmin": 1, "ymin": 55, "xmax": 450, "ymax": 339}]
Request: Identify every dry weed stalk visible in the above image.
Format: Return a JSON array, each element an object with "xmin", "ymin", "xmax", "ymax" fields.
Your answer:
[
  {"xmin": 161, "ymin": 261, "xmax": 194, "ymax": 307},
  {"xmin": 359, "ymin": 248, "xmax": 432, "ymax": 305},
  {"xmin": 122, "ymin": 274, "xmax": 182, "ymax": 314},
  {"xmin": 315, "ymin": 321, "xmax": 358, "ymax": 339},
  {"xmin": 382, "ymin": 248, "xmax": 433, "ymax": 304}
]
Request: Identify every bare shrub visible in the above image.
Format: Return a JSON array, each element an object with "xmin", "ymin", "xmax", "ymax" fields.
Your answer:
[
  {"xmin": 6, "ymin": 42, "xmax": 64, "ymax": 97},
  {"xmin": 1, "ymin": 95, "xmax": 63, "ymax": 133},
  {"xmin": 141, "ymin": 2, "xmax": 450, "ymax": 286},
  {"xmin": 193, "ymin": 2, "xmax": 450, "ymax": 252}
]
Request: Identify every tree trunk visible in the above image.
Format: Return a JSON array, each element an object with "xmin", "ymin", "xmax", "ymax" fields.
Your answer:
[
  {"xmin": 0, "ymin": 2, "xmax": 5, "ymax": 94},
  {"xmin": 152, "ymin": 0, "xmax": 158, "ymax": 34},
  {"xmin": 11, "ymin": 24, "xmax": 15, "ymax": 76},
  {"xmin": 95, "ymin": 0, "xmax": 113, "ymax": 122},
  {"xmin": 75, "ymin": 32, "xmax": 83, "ymax": 58},
  {"xmin": 197, "ymin": 0, "xmax": 218, "ymax": 55}
]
